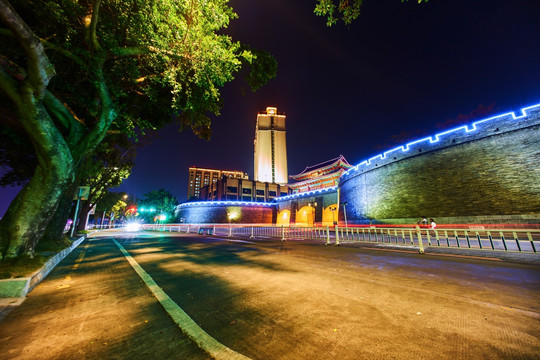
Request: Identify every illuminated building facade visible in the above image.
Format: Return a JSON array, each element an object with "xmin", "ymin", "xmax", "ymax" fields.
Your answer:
[
  {"xmin": 289, "ymin": 155, "xmax": 352, "ymax": 193},
  {"xmin": 200, "ymin": 177, "xmax": 290, "ymax": 202},
  {"xmin": 254, "ymin": 107, "xmax": 288, "ymax": 184},
  {"xmin": 187, "ymin": 167, "xmax": 248, "ymax": 200}
]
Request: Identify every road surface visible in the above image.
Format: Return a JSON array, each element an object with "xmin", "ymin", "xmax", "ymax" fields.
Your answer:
[{"xmin": 1, "ymin": 229, "xmax": 539, "ymax": 359}]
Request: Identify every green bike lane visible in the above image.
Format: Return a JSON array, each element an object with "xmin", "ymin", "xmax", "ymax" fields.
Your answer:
[{"xmin": 1, "ymin": 230, "xmax": 539, "ymax": 359}]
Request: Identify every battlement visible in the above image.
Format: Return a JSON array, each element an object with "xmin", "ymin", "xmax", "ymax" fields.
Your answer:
[{"xmin": 340, "ymin": 103, "xmax": 540, "ymax": 184}]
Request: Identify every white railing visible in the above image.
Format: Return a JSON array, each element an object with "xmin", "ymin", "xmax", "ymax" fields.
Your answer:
[
  {"xmin": 333, "ymin": 225, "xmax": 539, "ymax": 253},
  {"xmin": 136, "ymin": 223, "xmax": 539, "ymax": 254}
]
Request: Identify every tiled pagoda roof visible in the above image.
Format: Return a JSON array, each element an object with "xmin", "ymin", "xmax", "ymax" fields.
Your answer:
[{"xmin": 289, "ymin": 155, "xmax": 352, "ymax": 181}]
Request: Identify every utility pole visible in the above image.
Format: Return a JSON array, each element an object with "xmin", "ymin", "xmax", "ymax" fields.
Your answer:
[{"xmin": 341, "ymin": 201, "xmax": 348, "ymax": 228}]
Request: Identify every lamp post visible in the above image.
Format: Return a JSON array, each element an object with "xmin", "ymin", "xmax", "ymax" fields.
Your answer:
[
  {"xmin": 330, "ymin": 206, "xmax": 337, "ymax": 226},
  {"xmin": 227, "ymin": 212, "xmax": 232, "ymax": 237},
  {"xmin": 341, "ymin": 201, "xmax": 348, "ymax": 228}
]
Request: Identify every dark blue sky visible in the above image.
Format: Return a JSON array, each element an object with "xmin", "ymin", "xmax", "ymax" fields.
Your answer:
[{"xmin": 1, "ymin": 0, "xmax": 539, "ymax": 214}]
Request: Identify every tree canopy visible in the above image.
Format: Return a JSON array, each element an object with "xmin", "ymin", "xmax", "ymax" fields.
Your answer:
[
  {"xmin": 0, "ymin": 0, "xmax": 276, "ymax": 259},
  {"xmin": 138, "ymin": 189, "xmax": 178, "ymax": 223}
]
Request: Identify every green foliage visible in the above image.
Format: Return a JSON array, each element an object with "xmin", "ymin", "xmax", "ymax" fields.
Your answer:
[
  {"xmin": 0, "ymin": 0, "xmax": 276, "ymax": 257},
  {"xmin": 95, "ymin": 191, "xmax": 125, "ymax": 215},
  {"xmin": 79, "ymin": 133, "xmax": 136, "ymax": 206},
  {"xmin": 241, "ymin": 46, "xmax": 278, "ymax": 92},
  {"xmin": 138, "ymin": 188, "xmax": 178, "ymax": 223},
  {"xmin": 314, "ymin": 0, "xmax": 428, "ymax": 26}
]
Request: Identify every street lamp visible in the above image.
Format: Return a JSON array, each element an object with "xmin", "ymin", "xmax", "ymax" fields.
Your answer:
[
  {"xmin": 341, "ymin": 201, "xmax": 348, "ymax": 228},
  {"xmin": 227, "ymin": 211, "xmax": 233, "ymax": 237},
  {"xmin": 330, "ymin": 206, "xmax": 337, "ymax": 226}
]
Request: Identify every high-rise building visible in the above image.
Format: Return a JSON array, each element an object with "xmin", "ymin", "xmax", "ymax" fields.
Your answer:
[
  {"xmin": 187, "ymin": 167, "xmax": 248, "ymax": 200},
  {"xmin": 254, "ymin": 107, "xmax": 288, "ymax": 184}
]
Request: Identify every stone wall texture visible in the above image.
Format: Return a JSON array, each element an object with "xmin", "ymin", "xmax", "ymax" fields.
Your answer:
[
  {"xmin": 339, "ymin": 106, "xmax": 540, "ymax": 225},
  {"xmin": 176, "ymin": 204, "xmax": 275, "ymax": 224}
]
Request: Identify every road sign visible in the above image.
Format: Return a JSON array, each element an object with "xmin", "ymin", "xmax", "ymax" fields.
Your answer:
[{"xmin": 74, "ymin": 186, "xmax": 91, "ymax": 200}]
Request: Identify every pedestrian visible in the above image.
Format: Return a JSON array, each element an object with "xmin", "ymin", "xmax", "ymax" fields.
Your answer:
[
  {"xmin": 430, "ymin": 218, "xmax": 436, "ymax": 236},
  {"xmin": 417, "ymin": 216, "xmax": 428, "ymax": 227}
]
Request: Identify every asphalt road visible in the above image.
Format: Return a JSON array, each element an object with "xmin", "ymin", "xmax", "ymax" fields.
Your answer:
[{"xmin": 1, "ymin": 230, "xmax": 539, "ymax": 359}]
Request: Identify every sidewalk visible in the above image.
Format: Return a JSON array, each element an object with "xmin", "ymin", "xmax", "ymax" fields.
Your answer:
[{"xmin": 0, "ymin": 236, "xmax": 209, "ymax": 360}]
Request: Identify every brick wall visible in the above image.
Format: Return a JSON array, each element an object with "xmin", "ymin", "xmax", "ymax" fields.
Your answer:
[
  {"xmin": 340, "ymin": 123, "xmax": 540, "ymax": 225},
  {"xmin": 176, "ymin": 204, "xmax": 275, "ymax": 224}
]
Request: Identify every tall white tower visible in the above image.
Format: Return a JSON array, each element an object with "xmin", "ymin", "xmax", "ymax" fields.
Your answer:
[{"xmin": 254, "ymin": 107, "xmax": 288, "ymax": 184}]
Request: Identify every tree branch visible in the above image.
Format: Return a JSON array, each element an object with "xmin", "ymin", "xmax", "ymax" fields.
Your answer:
[
  {"xmin": 0, "ymin": 0, "xmax": 55, "ymax": 98},
  {"xmin": 43, "ymin": 90, "xmax": 86, "ymax": 147},
  {"xmin": 73, "ymin": 59, "xmax": 116, "ymax": 161},
  {"xmin": 89, "ymin": 0, "xmax": 102, "ymax": 51},
  {"xmin": 41, "ymin": 38, "xmax": 86, "ymax": 68}
]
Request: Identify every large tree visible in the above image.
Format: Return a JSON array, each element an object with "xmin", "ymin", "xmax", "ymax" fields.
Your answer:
[{"xmin": 0, "ymin": 0, "xmax": 275, "ymax": 259}]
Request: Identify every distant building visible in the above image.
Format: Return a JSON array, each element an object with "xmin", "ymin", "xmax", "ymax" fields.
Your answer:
[
  {"xmin": 187, "ymin": 167, "xmax": 248, "ymax": 200},
  {"xmin": 289, "ymin": 155, "xmax": 353, "ymax": 193},
  {"xmin": 200, "ymin": 177, "xmax": 290, "ymax": 203},
  {"xmin": 254, "ymin": 107, "xmax": 288, "ymax": 184}
]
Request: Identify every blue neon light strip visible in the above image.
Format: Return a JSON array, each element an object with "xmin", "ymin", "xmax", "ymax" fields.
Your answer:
[
  {"xmin": 343, "ymin": 103, "xmax": 540, "ymax": 176},
  {"xmin": 178, "ymin": 201, "xmax": 274, "ymax": 207},
  {"xmin": 275, "ymin": 186, "xmax": 338, "ymax": 201}
]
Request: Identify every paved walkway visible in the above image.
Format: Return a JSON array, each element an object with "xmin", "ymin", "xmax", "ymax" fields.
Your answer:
[
  {"xmin": 1, "ymin": 231, "xmax": 539, "ymax": 359},
  {"xmin": 0, "ymin": 236, "xmax": 209, "ymax": 360}
]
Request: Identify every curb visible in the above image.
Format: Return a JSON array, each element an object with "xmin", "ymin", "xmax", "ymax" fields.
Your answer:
[{"xmin": 0, "ymin": 236, "xmax": 86, "ymax": 298}]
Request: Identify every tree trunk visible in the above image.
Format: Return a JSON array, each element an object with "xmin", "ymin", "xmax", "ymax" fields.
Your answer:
[
  {"xmin": 76, "ymin": 201, "xmax": 93, "ymax": 232},
  {"xmin": 41, "ymin": 182, "xmax": 78, "ymax": 245},
  {"xmin": 0, "ymin": 161, "xmax": 73, "ymax": 258},
  {"xmin": 0, "ymin": 99, "xmax": 74, "ymax": 259}
]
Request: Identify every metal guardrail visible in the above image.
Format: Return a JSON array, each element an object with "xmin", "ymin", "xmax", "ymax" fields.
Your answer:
[
  {"xmin": 140, "ymin": 224, "xmax": 332, "ymax": 243},
  {"xmin": 334, "ymin": 226, "xmax": 539, "ymax": 253},
  {"xmin": 135, "ymin": 223, "xmax": 539, "ymax": 254}
]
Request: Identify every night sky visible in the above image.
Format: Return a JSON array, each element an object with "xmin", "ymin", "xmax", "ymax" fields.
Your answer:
[{"xmin": 1, "ymin": 0, "xmax": 539, "ymax": 215}]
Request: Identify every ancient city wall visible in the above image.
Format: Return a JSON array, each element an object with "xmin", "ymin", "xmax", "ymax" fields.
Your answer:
[
  {"xmin": 339, "ymin": 104, "xmax": 540, "ymax": 224},
  {"xmin": 175, "ymin": 202, "xmax": 275, "ymax": 224},
  {"xmin": 176, "ymin": 104, "xmax": 540, "ymax": 226}
]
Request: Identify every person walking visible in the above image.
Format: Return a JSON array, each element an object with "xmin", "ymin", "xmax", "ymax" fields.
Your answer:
[
  {"xmin": 430, "ymin": 218, "xmax": 437, "ymax": 236},
  {"xmin": 417, "ymin": 216, "xmax": 428, "ymax": 227}
]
